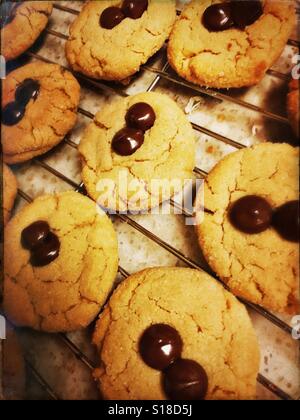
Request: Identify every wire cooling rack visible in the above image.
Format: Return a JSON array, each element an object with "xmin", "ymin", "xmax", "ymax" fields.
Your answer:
[{"xmin": 3, "ymin": 1, "xmax": 300, "ymax": 400}]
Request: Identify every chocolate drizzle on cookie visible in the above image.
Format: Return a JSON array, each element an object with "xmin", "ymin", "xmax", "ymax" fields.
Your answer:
[
  {"xmin": 112, "ymin": 102, "xmax": 156, "ymax": 156},
  {"xmin": 203, "ymin": 1, "xmax": 263, "ymax": 32},
  {"xmin": 229, "ymin": 196, "xmax": 300, "ymax": 242},
  {"xmin": 139, "ymin": 324, "xmax": 208, "ymax": 400},
  {"xmin": 100, "ymin": 0, "xmax": 148, "ymax": 29},
  {"xmin": 2, "ymin": 78, "xmax": 40, "ymax": 126},
  {"xmin": 21, "ymin": 221, "xmax": 60, "ymax": 266},
  {"xmin": 0, "ymin": 1, "xmax": 22, "ymax": 29}
]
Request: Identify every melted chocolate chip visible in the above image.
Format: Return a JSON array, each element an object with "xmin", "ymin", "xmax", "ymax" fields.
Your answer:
[
  {"xmin": 126, "ymin": 102, "xmax": 156, "ymax": 131},
  {"xmin": 202, "ymin": 2, "xmax": 234, "ymax": 32},
  {"xmin": 231, "ymin": 0, "xmax": 263, "ymax": 29},
  {"xmin": 100, "ymin": 6, "xmax": 125, "ymax": 29},
  {"xmin": 112, "ymin": 127, "xmax": 144, "ymax": 156},
  {"xmin": 163, "ymin": 359, "xmax": 208, "ymax": 400},
  {"xmin": 122, "ymin": 0, "xmax": 148, "ymax": 20},
  {"xmin": 203, "ymin": 0, "xmax": 263, "ymax": 32},
  {"xmin": 139, "ymin": 324, "xmax": 183, "ymax": 371},
  {"xmin": 21, "ymin": 221, "xmax": 50, "ymax": 250},
  {"xmin": 30, "ymin": 231, "xmax": 60, "ymax": 267},
  {"xmin": 229, "ymin": 195, "xmax": 272, "ymax": 234},
  {"xmin": 272, "ymin": 200, "xmax": 299, "ymax": 243},
  {"xmin": 21, "ymin": 221, "xmax": 60, "ymax": 267},
  {"xmin": 2, "ymin": 102, "xmax": 25, "ymax": 126},
  {"xmin": 15, "ymin": 79, "xmax": 40, "ymax": 106}
]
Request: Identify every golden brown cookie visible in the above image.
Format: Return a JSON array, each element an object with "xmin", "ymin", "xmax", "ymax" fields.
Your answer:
[
  {"xmin": 287, "ymin": 78, "xmax": 299, "ymax": 138},
  {"xmin": 195, "ymin": 143, "xmax": 299, "ymax": 313},
  {"xmin": 1, "ymin": 1, "xmax": 53, "ymax": 61},
  {"xmin": 78, "ymin": 92, "xmax": 196, "ymax": 212},
  {"xmin": 2, "ymin": 323, "xmax": 26, "ymax": 400},
  {"xmin": 93, "ymin": 267, "xmax": 260, "ymax": 400},
  {"xmin": 168, "ymin": 0, "xmax": 295, "ymax": 88},
  {"xmin": 2, "ymin": 62, "xmax": 80, "ymax": 164},
  {"xmin": 2, "ymin": 164, "xmax": 18, "ymax": 226},
  {"xmin": 3, "ymin": 191, "xmax": 119, "ymax": 333},
  {"xmin": 65, "ymin": 0, "xmax": 176, "ymax": 81}
]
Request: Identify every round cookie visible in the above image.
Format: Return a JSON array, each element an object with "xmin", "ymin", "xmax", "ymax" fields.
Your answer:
[
  {"xmin": 65, "ymin": 0, "xmax": 176, "ymax": 82},
  {"xmin": 3, "ymin": 191, "xmax": 119, "ymax": 333},
  {"xmin": 2, "ymin": 323, "xmax": 26, "ymax": 400},
  {"xmin": 195, "ymin": 143, "xmax": 299, "ymax": 313},
  {"xmin": 1, "ymin": 1, "xmax": 53, "ymax": 61},
  {"xmin": 287, "ymin": 78, "xmax": 299, "ymax": 138},
  {"xmin": 167, "ymin": 0, "xmax": 295, "ymax": 88},
  {"xmin": 93, "ymin": 267, "xmax": 260, "ymax": 400},
  {"xmin": 2, "ymin": 164, "xmax": 18, "ymax": 226},
  {"xmin": 78, "ymin": 92, "xmax": 196, "ymax": 212},
  {"xmin": 1, "ymin": 62, "xmax": 80, "ymax": 164}
]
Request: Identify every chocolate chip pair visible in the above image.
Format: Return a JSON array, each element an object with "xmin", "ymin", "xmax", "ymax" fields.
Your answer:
[
  {"xmin": 2, "ymin": 79, "xmax": 40, "ymax": 126},
  {"xmin": 139, "ymin": 323, "xmax": 208, "ymax": 400},
  {"xmin": 203, "ymin": 0, "xmax": 263, "ymax": 32},
  {"xmin": 229, "ymin": 196, "xmax": 299, "ymax": 242},
  {"xmin": 21, "ymin": 220, "xmax": 60, "ymax": 267},
  {"xmin": 112, "ymin": 102, "xmax": 156, "ymax": 156},
  {"xmin": 100, "ymin": 0, "xmax": 148, "ymax": 30}
]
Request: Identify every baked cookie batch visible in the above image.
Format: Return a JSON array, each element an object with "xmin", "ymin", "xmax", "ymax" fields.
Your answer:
[{"xmin": 1, "ymin": 0, "xmax": 299, "ymax": 401}]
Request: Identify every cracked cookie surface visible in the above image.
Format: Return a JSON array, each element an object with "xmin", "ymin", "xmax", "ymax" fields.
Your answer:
[
  {"xmin": 65, "ymin": 0, "xmax": 176, "ymax": 81},
  {"xmin": 287, "ymin": 78, "xmax": 299, "ymax": 138},
  {"xmin": 93, "ymin": 267, "xmax": 260, "ymax": 400},
  {"xmin": 78, "ymin": 92, "xmax": 196, "ymax": 212},
  {"xmin": 3, "ymin": 191, "xmax": 119, "ymax": 332},
  {"xmin": 195, "ymin": 143, "xmax": 299, "ymax": 313},
  {"xmin": 2, "ymin": 62, "xmax": 80, "ymax": 164},
  {"xmin": 3, "ymin": 164, "xmax": 18, "ymax": 227},
  {"xmin": 1, "ymin": 1, "xmax": 53, "ymax": 61},
  {"xmin": 167, "ymin": 0, "xmax": 295, "ymax": 88}
]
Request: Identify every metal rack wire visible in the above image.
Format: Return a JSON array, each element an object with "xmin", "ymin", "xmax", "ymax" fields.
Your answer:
[{"xmin": 5, "ymin": 1, "xmax": 299, "ymax": 401}]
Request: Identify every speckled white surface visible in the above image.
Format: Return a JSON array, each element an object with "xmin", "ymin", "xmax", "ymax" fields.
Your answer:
[{"xmin": 3, "ymin": 1, "xmax": 299, "ymax": 400}]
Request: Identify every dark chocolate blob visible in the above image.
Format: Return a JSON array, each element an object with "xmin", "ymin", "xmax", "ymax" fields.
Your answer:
[
  {"xmin": 139, "ymin": 324, "xmax": 183, "ymax": 371},
  {"xmin": 100, "ymin": 6, "xmax": 125, "ymax": 29},
  {"xmin": 122, "ymin": 0, "xmax": 148, "ymax": 20},
  {"xmin": 229, "ymin": 195, "xmax": 272, "ymax": 234},
  {"xmin": 126, "ymin": 102, "xmax": 156, "ymax": 131},
  {"xmin": 272, "ymin": 200, "xmax": 299, "ymax": 243},
  {"xmin": 21, "ymin": 221, "xmax": 50, "ymax": 250},
  {"xmin": 231, "ymin": 0, "xmax": 263, "ymax": 29},
  {"xmin": 202, "ymin": 2, "xmax": 234, "ymax": 31},
  {"xmin": 112, "ymin": 127, "xmax": 144, "ymax": 156},
  {"xmin": 203, "ymin": 1, "xmax": 263, "ymax": 32},
  {"xmin": 163, "ymin": 358, "xmax": 208, "ymax": 400},
  {"xmin": 15, "ymin": 79, "xmax": 40, "ymax": 106},
  {"xmin": 2, "ymin": 102, "xmax": 25, "ymax": 126},
  {"xmin": 30, "ymin": 231, "xmax": 60, "ymax": 267}
]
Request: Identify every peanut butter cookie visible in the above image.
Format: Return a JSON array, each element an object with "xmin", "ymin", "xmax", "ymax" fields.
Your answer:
[
  {"xmin": 78, "ymin": 92, "xmax": 196, "ymax": 212},
  {"xmin": 2, "ymin": 62, "xmax": 80, "ymax": 164},
  {"xmin": 65, "ymin": 0, "xmax": 176, "ymax": 82},
  {"xmin": 168, "ymin": 0, "xmax": 295, "ymax": 88},
  {"xmin": 93, "ymin": 267, "xmax": 260, "ymax": 400},
  {"xmin": 3, "ymin": 191, "xmax": 119, "ymax": 332},
  {"xmin": 1, "ymin": 1, "xmax": 53, "ymax": 61},
  {"xmin": 195, "ymin": 143, "xmax": 299, "ymax": 313}
]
